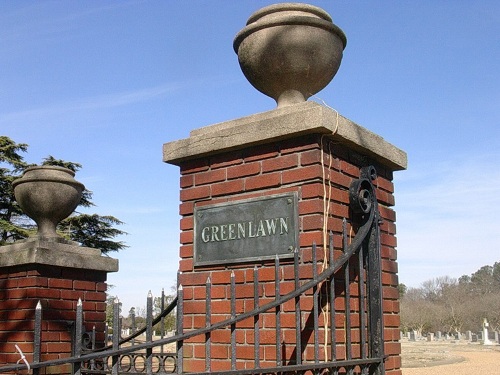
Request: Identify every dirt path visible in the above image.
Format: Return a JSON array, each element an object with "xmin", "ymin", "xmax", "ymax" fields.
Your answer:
[{"xmin": 401, "ymin": 341, "xmax": 500, "ymax": 375}]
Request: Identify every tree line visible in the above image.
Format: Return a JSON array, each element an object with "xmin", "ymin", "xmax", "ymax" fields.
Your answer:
[{"xmin": 400, "ymin": 261, "xmax": 500, "ymax": 335}]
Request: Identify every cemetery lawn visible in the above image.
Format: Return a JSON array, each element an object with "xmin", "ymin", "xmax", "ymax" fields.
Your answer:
[{"xmin": 401, "ymin": 340, "xmax": 500, "ymax": 375}]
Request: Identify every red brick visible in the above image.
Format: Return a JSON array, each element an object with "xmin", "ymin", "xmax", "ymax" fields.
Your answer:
[
  {"xmin": 180, "ymin": 230, "xmax": 193, "ymax": 245},
  {"xmin": 382, "ymin": 286, "xmax": 399, "ymax": 300},
  {"xmin": 195, "ymin": 169, "xmax": 226, "ymax": 185},
  {"xmin": 84, "ymin": 311, "xmax": 106, "ymax": 322},
  {"xmin": 299, "ymin": 232, "xmax": 323, "ymax": 247},
  {"xmin": 85, "ymin": 291, "xmax": 106, "ymax": 302},
  {"xmin": 375, "ymin": 177, "xmax": 394, "ymax": 193},
  {"xmin": 302, "ymin": 215, "xmax": 324, "ymax": 231},
  {"xmin": 227, "ymin": 162, "xmax": 261, "ymax": 179},
  {"xmin": 60, "ymin": 290, "xmax": 84, "ymax": 300},
  {"xmin": 180, "ymin": 159, "xmax": 209, "ymax": 175},
  {"xmin": 262, "ymin": 154, "xmax": 298, "ymax": 172},
  {"xmin": 243, "ymin": 144, "xmax": 279, "ymax": 162},
  {"xmin": 211, "ymin": 152, "xmax": 243, "ymax": 169},
  {"xmin": 96, "ymin": 282, "xmax": 108, "ymax": 292},
  {"xmin": 339, "ymin": 160, "xmax": 360, "ymax": 177},
  {"xmin": 300, "ymin": 149, "xmax": 322, "ymax": 166},
  {"xmin": 299, "ymin": 199, "xmax": 323, "ymax": 215},
  {"xmin": 328, "ymin": 202, "xmax": 349, "ymax": 218},
  {"xmin": 212, "ymin": 179, "xmax": 245, "ymax": 197},
  {"xmin": 180, "ymin": 186, "xmax": 211, "ymax": 202},
  {"xmin": 180, "ymin": 201, "xmax": 194, "ymax": 215},
  {"xmin": 73, "ymin": 280, "xmax": 96, "ymax": 291},
  {"xmin": 282, "ymin": 165, "xmax": 323, "ymax": 184},
  {"xmin": 48, "ymin": 278, "xmax": 73, "ymax": 289},
  {"xmin": 245, "ymin": 172, "xmax": 281, "ymax": 191},
  {"xmin": 180, "ymin": 245, "xmax": 194, "ymax": 258},
  {"xmin": 281, "ymin": 137, "xmax": 319, "ymax": 154},
  {"xmin": 211, "ymin": 344, "xmax": 230, "ymax": 359},
  {"xmin": 26, "ymin": 288, "xmax": 60, "ymax": 299},
  {"xmin": 381, "ymin": 233, "xmax": 397, "ymax": 247},
  {"xmin": 301, "ymin": 183, "xmax": 324, "ymax": 199},
  {"xmin": 179, "ymin": 259, "xmax": 193, "ymax": 272},
  {"xmin": 382, "ymin": 272, "xmax": 399, "ymax": 287},
  {"xmin": 328, "ymin": 170, "xmax": 353, "ymax": 188},
  {"xmin": 178, "ymin": 273, "xmax": 209, "ymax": 288},
  {"xmin": 379, "ymin": 206, "xmax": 396, "ymax": 222},
  {"xmin": 209, "ymin": 270, "xmax": 233, "ymax": 285},
  {"xmin": 210, "ymin": 285, "xmax": 227, "ymax": 299},
  {"xmin": 180, "ymin": 216, "xmax": 193, "ymax": 231},
  {"xmin": 180, "ymin": 174, "xmax": 194, "ymax": 188},
  {"xmin": 376, "ymin": 189, "xmax": 395, "ymax": 206},
  {"xmin": 3, "ymin": 289, "xmax": 27, "ymax": 299}
]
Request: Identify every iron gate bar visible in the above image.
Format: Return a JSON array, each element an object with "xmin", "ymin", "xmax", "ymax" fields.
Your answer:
[
  {"xmin": 293, "ymin": 247, "xmax": 302, "ymax": 365},
  {"xmin": 359, "ymin": 239, "xmax": 367, "ymax": 360},
  {"xmin": 312, "ymin": 242, "xmax": 319, "ymax": 366},
  {"xmin": 274, "ymin": 255, "xmax": 281, "ymax": 367},
  {"xmin": 253, "ymin": 266, "xmax": 259, "ymax": 369},
  {"xmin": 329, "ymin": 230, "xmax": 336, "ymax": 363},
  {"xmin": 205, "ymin": 276, "xmax": 211, "ymax": 372}
]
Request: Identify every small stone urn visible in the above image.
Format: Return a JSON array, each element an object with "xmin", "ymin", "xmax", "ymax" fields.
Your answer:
[
  {"xmin": 12, "ymin": 165, "xmax": 85, "ymax": 239},
  {"xmin": 234, "ymin": 3, "xmax": 347, "ymax": 108}
]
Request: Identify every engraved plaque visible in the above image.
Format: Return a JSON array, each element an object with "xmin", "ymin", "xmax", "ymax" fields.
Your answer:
[{"xmin": 194, "ymin": 193, "xmax": 298, "ymax": 266}]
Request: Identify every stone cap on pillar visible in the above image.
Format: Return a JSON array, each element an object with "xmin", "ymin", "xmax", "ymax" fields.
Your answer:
[
  {"xmin": 163, "ymin": 101, "xmax": 407, "ymax": 171},
  {"xmin": 0, "ymin": 237, "xmax": 118, "ymax": 272}
]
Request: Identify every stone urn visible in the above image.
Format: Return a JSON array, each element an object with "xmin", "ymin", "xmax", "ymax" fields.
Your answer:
[
  {"xmin": 12, "ymin": 165, "xmax": 85, "ymax": 239},
  {"xmin": 234, "ymin": 3, "xmax": 347, "ymax": 108}
]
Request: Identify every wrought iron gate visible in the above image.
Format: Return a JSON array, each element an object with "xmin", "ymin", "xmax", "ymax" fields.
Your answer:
[{"xmin": 0, "ymin": 166, "xmax": 385, "ymax": 375}]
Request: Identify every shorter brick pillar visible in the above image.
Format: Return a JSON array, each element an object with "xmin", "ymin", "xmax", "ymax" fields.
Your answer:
[{"xmin": 0, "ymin": 237, "xmax": 118, "ymax": 372}]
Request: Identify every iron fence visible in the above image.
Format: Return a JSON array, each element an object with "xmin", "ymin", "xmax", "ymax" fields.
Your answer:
[{"xmin": 0, "ymin": 166, "xmax": 385, "ymax": 375}]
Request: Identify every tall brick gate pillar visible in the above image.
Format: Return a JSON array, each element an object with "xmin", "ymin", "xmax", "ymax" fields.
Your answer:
[
  {"xmin": 0, "ymin": 238, "xmax": 118, "ymax": 373},
  {"xmin": 163, "ymin": 101, "xmax": 407, "ymax": 374},
  {"xmin": 163, "ymin": 4, "xmax": 407, "ymax": 374}
]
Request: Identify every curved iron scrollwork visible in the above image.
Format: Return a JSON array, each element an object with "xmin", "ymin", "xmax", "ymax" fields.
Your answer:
[
  {"xmin": 349, "ymin": 165, "xmax": 379, "ymax": 222},
  {"xmin": 349, "ymin": 165, "xmax": 385, "ymax": 372}
]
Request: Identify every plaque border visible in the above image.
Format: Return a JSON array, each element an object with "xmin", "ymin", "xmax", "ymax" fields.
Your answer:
[{"xmin": 193, "ymin": 192, "xmax": 299, "ymax": 267}]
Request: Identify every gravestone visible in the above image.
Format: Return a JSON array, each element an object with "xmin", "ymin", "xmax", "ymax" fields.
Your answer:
[
  {"xmin": 472, "ymin": 334, "xmax": 478, "ymax": 342},
  {"xmin": 427, "ymin": 333, "xmax": 434, "ymax": 342},
  {"xmin": 482, "ymin": 318, "xmax": 493, "ymax": 345},
  {"xmin": 494, "ymin": 331, "xmax": 499, "ymax": 344},
  {"xmin": 436, "ymin": 331, "xmax": 442, "ymax": 340},
  {"xmin": 409, "ymin": 331, "xmax": 417, "ymax": 341},
  {"xmin": 465, "ymin": 330, "xmax": 472, "ymax": 341}
]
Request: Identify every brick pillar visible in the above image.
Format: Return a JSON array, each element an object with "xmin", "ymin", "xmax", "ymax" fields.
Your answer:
[
  {"xmin": 163, "ymin": 101, "xmax": 407, "ymax": 374},
  {"xmin": 0, "ymin": 237, "xmax": 118, "ymax": 373}
]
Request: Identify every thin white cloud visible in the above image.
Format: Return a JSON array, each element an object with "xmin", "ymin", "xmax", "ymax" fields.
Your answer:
[
  {"xmin": 0, "ymin": 75, "xmax": 240, "ymax": 128},
  {"xmin": 0, "ymin": 83, "xmax": 182, "ymax": 125}
]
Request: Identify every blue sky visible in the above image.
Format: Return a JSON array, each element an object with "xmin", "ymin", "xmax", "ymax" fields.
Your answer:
[{"xmin": 2, "ymin": 1, "xmax": 499, "ymax": 312}]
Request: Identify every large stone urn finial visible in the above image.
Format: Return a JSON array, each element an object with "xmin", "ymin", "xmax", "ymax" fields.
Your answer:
[
  {"xmin": 234, "ymin": 3, "xmax": 347, "ymax": 108},
  {"xmin": 12, "ymin": 165, "xmax": 85, "ymax": 239}
]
